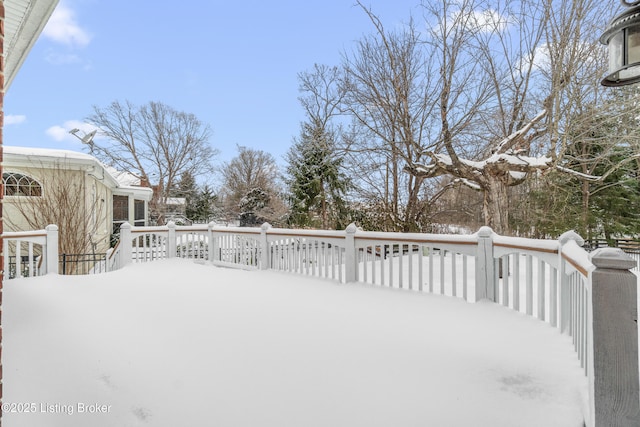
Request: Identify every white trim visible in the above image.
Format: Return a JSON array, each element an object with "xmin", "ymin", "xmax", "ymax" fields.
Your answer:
[
  {"xmin": 2, "ymin": 169, "xmax": 44, "ymax": 197},
  {"xmin": 4, "ymin": 146, "xmax": 153, "ymax": 199},
  {"xmin": 5, "ymin": 0, "xmax": 60, "ymax": 90}
]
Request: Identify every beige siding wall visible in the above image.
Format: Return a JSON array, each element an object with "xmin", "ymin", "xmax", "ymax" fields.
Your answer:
[{"xmin": 4, "ymin": 165, "xmax": 114, "ymax": 253}]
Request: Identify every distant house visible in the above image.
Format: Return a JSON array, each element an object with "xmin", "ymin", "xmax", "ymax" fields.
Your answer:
[
  {"xmin": 144, "ymin": 182, "xmax": 189, "ymax": 225},
  {"xmin": 162, "ymin": 197, "xmax": 191, "ymax": 224},
  {"xmin": 165, "ymin": 197, "xmax": 186, "ymax": 216},
  {"xmin": 3, "ymin": 146, "xmax": 153, "ymax": 253}
]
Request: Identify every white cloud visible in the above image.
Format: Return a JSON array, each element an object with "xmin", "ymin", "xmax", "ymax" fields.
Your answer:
[
  {"xmin": 45, "ymin": 51, "xmax": 82, "ymax": 65},
  {"xmin": 46, "ymin": 120, "xmax": 98, "ymax": 144},
  {"xmin": 514, "ymin": 43, "xmax": 551, "ymax": 77},
  {"xmin": 5, "ymin": 114, "xmax": 26, "ymax": 125},
  {"xmin": 469, "ymin": 9, "xmax": 510, "ymax": 33},
  {"xmin": 42, "ymin": 3, "xmax": 92, "ymax": 48},
  {"xmin": 46, "ymin": 125, "xmax": 70, "ymax": 141},
  {"xmin": 433, "ymin": 7, "xmax": 510, "ymax": 36},
  {"xmin": 532, "ymin": 44, "xmax": 551, "ymax": 71}
]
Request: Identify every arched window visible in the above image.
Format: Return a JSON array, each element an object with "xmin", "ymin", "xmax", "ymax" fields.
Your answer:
[{"xmin": 2, "ymin": 172, "xmax": 42, "ymax": 196}]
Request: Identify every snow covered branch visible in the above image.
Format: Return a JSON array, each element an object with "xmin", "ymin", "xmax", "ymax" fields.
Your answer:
[
  {"xmin": 407, "ymin": 150, "xmax": 554, "ymax": 183},
  {"xmin": 452, "ymin": 178, "xmax": 483, "ymax": 191},
  {"xmin": 492, "ymin": 109, "xmax": 547, "ymax": 154},
  {"xmin": 406, "ymin": 108, "xmax": 552, "ymax": 186},
  {"xmin": 555, "ymin": 166, "xmax": 602, "ymax": 182}
]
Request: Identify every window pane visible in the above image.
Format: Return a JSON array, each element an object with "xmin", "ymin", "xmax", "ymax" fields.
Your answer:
[
  {"xmin": 30, "ymin": 185, "xmax": 42, "ymax": 197},
  {"xmin": 610, "ymin": 31, "xmax": 624, "ymax": 71},
  {"xmin": 134, "ymin": 200, "xmax": 145, "ymax": 221},
  {"xmin": 113, "ymin": 195, "xmax": 129, "ymax": 221},
  {"xmin": 2, "ymin": 172, "xmax": 41, "ymax": 197},
  {"xmin": 629, "ymin": 26, "xmax": 640, "ymax": 65},
  {"xmin": 5, "ymin": 184, "xmax": 17, "ymax": 196}
]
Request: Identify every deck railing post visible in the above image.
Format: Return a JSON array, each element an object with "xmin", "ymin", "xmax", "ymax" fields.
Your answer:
[
  {"xmin": 207, "ymin": 222, "xmax": 215, "ymax": 263},
  {"xmin": 105, "ymin": 247, "xmax": 114, "ymax": 272},
  {"xmin": 167, "ymin": 221, "xmax": 176, "ymax": 258},
  {"xmin": 558, "ymin": 231, "xmax": 584, "ymax": 335},
  {"xmin": 345, "ymin": 223, "xmax": 358, "ymax": 283},
  {"xmin": 475, "ymin": 226, "xmax": 494, "ymax": 301},
  {"xmin": 120, "ymin": 222, "xmax": 132, "ymax": 267},
  {"xmin": 45, "ymin": 224, "xmax": 59, "ymax": 275},
  {"xmin": 210, "ymin": 222, "xmax": 221, "ymax": 263},
  {"xmin": 589, "ymin": 247, "xmax": 639, "ymax": 427},
  {"xmin": 260, "ymin": 223, "xmax": 271, "ymax": 270}
]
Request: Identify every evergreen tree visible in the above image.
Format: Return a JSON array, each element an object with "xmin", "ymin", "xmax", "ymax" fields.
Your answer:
[
  {"xmin": 170, "ymin": 173, "xmax": 221, "ymax": 223},
  {"xmin": 220, "ymin": 146, "xmax": 287, "ymax": 226},
  {"xmin": 174, "ymin": 171, "xmax": 198, "ymax": 220},
  {"xmin": 522, "ymin": 101, "xmax": 640, "ymax": 240},
  {"xmin": 239, "ymin": 188, "xmax": 271, "ymax": 227},
  {"xmin": 286, "ymin": 122, "xmax": 350, "ymax": 229},
  {"xmin": 190, "ymin": 185, "xmax": 219, "ymax": 223}
]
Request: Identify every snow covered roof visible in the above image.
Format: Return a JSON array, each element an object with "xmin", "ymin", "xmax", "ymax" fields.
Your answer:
[
  {"xmin": 4, "ymin": 146, "xmax": 153, "ymax": 201},
  {"xmin": 106, "ymin": 166, "xmax": 143, "ymax": 187},
  {"xmin": 5, "ymin": 145, "xmax": 99, "ymax": 163},
  {"xmin": 166, "ymin": 197, "xmax": 186, "ymax": 205}
]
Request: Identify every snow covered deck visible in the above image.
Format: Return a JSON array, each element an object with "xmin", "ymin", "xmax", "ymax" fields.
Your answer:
[
  {"xmin": 5, "ymin": 222, "xmax": 639, "ymax": 425},
  {"xmin": 4, "ymin": 259, "xmax": 586, "ymax": 426}
]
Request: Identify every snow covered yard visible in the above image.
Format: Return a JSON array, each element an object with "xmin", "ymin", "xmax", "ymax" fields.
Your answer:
[{"xmin": 4, "ymin": 258, "xmax": 586, "ymax": 426}]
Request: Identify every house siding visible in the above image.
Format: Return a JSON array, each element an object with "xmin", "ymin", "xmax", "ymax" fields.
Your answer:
[
  {"xmin": 3, "ymin": 149, "xmax": 153, "ymax": 254},
  {"xmin": 4, "ymin": 165, "xmax": 114, "ymax": 253}
]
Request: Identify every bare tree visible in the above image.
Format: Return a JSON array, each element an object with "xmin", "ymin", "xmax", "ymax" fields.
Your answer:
[
  {"xmin": 340, "ymin": 2, "xmax": 440, "ymax": 231},
  {"xmin": 336, "ymin": 0, "xmax": 618, "ymax": 235},
  {"xmin": 86, "ymin": 100, "xmax": 217, "ymax": 224},
  {"xmin": 399, "ymin": 0, "xmax": 610, "ymax": 235},
  {"xmin": 6, "ymin": 163, "xmax": 107, "ymax": 273},
  {"xmin": 512, "ymin": 88, "xmax": 640, "ymax": 238},
  {"xmin": 298, "ymin": 64, "xmax": 346, "ymax": 129},
  {"xmin": 220, "ymin": 146, "xmax": 287, "ymax": 226}
]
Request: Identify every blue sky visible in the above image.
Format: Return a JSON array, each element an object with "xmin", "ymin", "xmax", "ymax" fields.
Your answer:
[{"xmin": 6, "ymin": 0, "xmax": 422, "ymax": 172}]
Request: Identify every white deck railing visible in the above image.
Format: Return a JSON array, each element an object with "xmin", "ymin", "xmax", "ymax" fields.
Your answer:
[
  {"xmin": 109, "ymin": 222, "xmax": 600, "ymax": 370},
  {"xmin": 3, "ymin": 225, "xmax": 59, "ymax": 279},
  {"xmin": 42, "ymin": 221, "xmax": 640, "ymax": 426}
]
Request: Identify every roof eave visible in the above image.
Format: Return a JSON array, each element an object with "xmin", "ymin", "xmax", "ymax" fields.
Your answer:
[
  {"xmin": 113, "ymin": 186, "xmax": 154, "ymax": 202},
  {"xmin": 4, "ymin": 148, "xmax": 121, "ymax": 189},
  {"xmin": 5, "ymin": 0, "xmax": 60, "ymax": 90}
]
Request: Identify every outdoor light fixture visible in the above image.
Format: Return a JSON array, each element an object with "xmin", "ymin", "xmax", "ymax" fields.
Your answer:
[{"xmin": 601, "ymin": 0, "xmax": 640, "ymax": 86}]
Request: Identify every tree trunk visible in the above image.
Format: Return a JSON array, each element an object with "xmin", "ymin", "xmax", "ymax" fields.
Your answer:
[
  {"xmin": 404, "ymin": 174, "xmax": 424, "ymax": 232},
  {"xmin": 483, "ymin": 177, "xmax": 509, "ymax": 235},
  {"xmin": 581, "ymin": 179, "xmax": 590, "ymax": 239},
  {"xmin": 392, "ymin": 149, "xmax": 399, "ymax": 227},
  {"xmin": 321, "ymin": 179, "xmax": 328, "ymax": 229}
]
